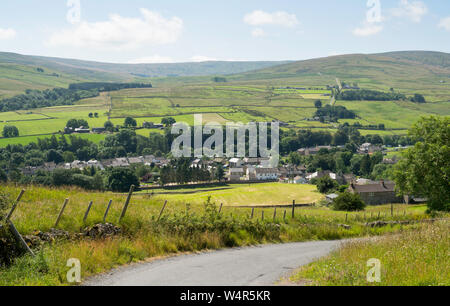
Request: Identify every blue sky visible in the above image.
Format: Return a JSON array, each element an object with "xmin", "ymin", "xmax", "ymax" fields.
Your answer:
[{"xmin": 0, "ymin": 0, "xmax": 449, "ymax": 63}]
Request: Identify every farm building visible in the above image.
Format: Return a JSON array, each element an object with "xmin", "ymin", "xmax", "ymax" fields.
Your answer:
[
  {"xmin": 348, "ymin": 181, "xmax": 403, "ymax": 205},
  {"xmin": 228, "ymin": 168, "xmax": 245, "ymax": 182}
]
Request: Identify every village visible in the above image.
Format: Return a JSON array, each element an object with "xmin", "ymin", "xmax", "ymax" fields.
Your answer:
[{"xmin": 16, "ymin": 139, "xmax": 412, "ymax": 206}]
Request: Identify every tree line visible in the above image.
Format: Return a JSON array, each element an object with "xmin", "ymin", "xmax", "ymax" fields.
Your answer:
[{"xmin": 0, "ymin": 82, "xmax": 153, "ymax": 112}]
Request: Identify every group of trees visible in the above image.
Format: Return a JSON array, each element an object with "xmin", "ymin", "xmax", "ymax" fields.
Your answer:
[
  {"xmin": 0, "ymin": 88, "xmax": 99, "ymax": 112},
  {"xmin": 159, "ymin": 158, "xmax": 218, "ymax": 186},
  {"xmin": 68, "ymin": 82, "xmax": 152, "ymax": 91},
  {"xmin": 66, "ymin": 119, "xmax": 89, "ymax": 129},
  {"xmin": 0, "ymin": 83, "xmax": 152, "ymax": 112},
  {"xmin": 336, "ymin": 89, "xmax": 406, "ymax": 101},
  {"xmin": 280, "ymin": 125, "xmax": 413, "ymax": 156},
  {"xmin": 314, "ymin": 105, "xmax": 357, "ymax": 121}
]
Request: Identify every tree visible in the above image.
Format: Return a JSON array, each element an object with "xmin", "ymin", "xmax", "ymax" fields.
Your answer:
[
  {"xmin": 124, "ymin": 117, "xmax": 137, "ymax": 128},
  {"xmin": 332, "ymin": 192, "xmax": 366, "ymax": 211},
  {"xmin": 104, "ymin": 120, "xmax": 114, "ymax": 132},
  {"xmin": 161, "ymin": 117, "xmax": 176, "ymax": 127},
  {"xmin": 315, "ymin": 176, "xmax": 338, "ymax": 194},
  {"xmin": 63, "ymin": 151, "xmax": 76, "ymax": 163},
  {"xmin": 66, "ymin": 119, "xmax": 89, "ymax": 129},
  {"xmin": 314, "ymin": 100, "xmax": 322, "ymax": 109},
  {"xmin": 2, "ymin": 126, "xmax": 19, "ymax": 138},
  {"xmin": 0, "ymin": 169, "xmax": 7, "ymax": 182},
  {"xmin": 47, "ymin": 149, "xmax": 64, "ymax": 164},
  {"xmin": 107, "ymin": 168, "xmax": 140, "ymax": 192},
  {"xmin": 410, "ymin": 93, "xmax": 426, "ymax": 103},
  {"xmin": 215, "ymin": 166, "xmax": 225, "ymax": 182},
  {"xmin": 393, "ymin": 116, "xmax": 449, "ymax": 212}
]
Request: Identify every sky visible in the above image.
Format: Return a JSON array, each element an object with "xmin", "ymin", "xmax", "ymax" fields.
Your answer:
[{"xmin": 0, "ymin": 0, "xmax": 449, "ymax": 63}]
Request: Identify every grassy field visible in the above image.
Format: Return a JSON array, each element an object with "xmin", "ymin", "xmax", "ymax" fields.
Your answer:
[
  {"xmin": 289, "ymin": 220, "xmax": 449, "ymax": 286},
  {"xmin": 0, "ymin": 55, "xmax": 450, "ymax": 146},
  {"xmin": 145, "ymin": 183, "xmax": 323, "ymax": 207},
  {"xmin": 0, "ymin": 183, "xmax": 442, "ymax": 286}
]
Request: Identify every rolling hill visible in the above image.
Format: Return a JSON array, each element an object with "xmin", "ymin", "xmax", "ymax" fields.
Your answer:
[
  {"xmin": 0, "ymin": 52, "xmax": 289, "ymax": 98},
  {"xmin": 231, "ymin": 51, "xmax": 450, "ymax": 92}
]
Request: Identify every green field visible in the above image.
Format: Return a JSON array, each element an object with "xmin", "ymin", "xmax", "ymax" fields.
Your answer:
[
  {"xmin": 143, "ymin": 183, "xmax": 323, "ymax": 207},
  {"xmin": 0, "ymin": 51, "xmax": 449, "ymax": 148}
]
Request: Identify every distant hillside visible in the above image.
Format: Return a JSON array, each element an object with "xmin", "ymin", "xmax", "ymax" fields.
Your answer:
[
  {"xmin": 0, "ymin": 52, "xmax": 288, "ymax": 98},
  {"xmin": 231, "ymin": 51, "xmax": 450, "ymax": 91}
]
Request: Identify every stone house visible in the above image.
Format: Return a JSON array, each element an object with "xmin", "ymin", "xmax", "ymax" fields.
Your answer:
[{"xmin": 348, "ymin": 180, "xmax": 403, "ymax": 205}]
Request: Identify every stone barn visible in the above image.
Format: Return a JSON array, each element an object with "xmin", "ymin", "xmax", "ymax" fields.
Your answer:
[{"xmin": 348, "ymin": 181, "xmax": 403, "ymax": 205}]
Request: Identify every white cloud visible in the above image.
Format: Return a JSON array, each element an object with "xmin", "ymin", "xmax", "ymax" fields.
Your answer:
[
  {"xmin": 391, "ymin": 0, "xmax": 427, "ymax": 23},
  {"xmin": 189, "ymin": 56, "xmax": 218, "ymax": 62},
  {"xmin": 128, "ymin": 55, "xmax": 175, "ymax": 64},
  {"xmin": 438, "ymin": 17, "xmax": 450, "ymax": 32},
  {"xmin": 128, "ymin": 55, "xmax": 221, "ymax": 64},
  {"xmin": 48, "ymin": 9, "xmax": 183, "ymax": 50},
  {"xmin": 251, "ymin": 28, "xmax": 266, "ymax": 37},
  {"xmin": 244, "ymin": 10, "xmax": 299, "ymax": 28},
  {"xmin": 353, "ymin": 23, "xmax": 383, "ymax": 37},
  {"xmin": 0, "ymin": 28, "xmax": 16, "ymax": 40}
]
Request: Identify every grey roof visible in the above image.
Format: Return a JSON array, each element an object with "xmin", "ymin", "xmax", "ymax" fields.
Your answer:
[{"xmin": 350, "ymin": 181, "xmax": 396, "ymax": 193}]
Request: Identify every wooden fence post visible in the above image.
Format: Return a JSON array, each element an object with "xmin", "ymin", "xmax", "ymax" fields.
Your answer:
[
  {"xmin": 119, "ymin": 185, "xmax": 135, "ymax": 223},
  {"xmin": 291, "ymin": 200, "xmax": 295, "ymax": 218},
  {"xmin": 8, "ymin": 221, "xmax": 34, "ymax": 256},
  {"xmin": 218, "ymin": 203, "xmax": 223, "ymax": 214},
  {"xmin": 5, "ymin": 189, "xmax": 25, "ymax": 221},
  {"xmin": 345, "ymin": 213, "xmax": 348, "ymax": 222},
  {"xmin": 391, "ymin": 203, "xmax": 394, "ymax": 217},
  {"xmin": 54, "ymin": 198, "xmax": 69, "ymax": 228},
  {"xmin": 157, "ymin": 200, "xmax": 168, "ymax": 221},
  {"xmin": 261, "ymin": 210, "xmax": 264, "ymax": 221},
  {"xmin": 251, "ymin": 207, "xmax": 255, "ymax": 219},
  {"xmin": 273, "ymin": 208, "xmax": 277, "ymax": 222},
  {"xmin": 83, "ymin": 201, "xmax": 93, "ymax": 223},
  {"xmin": 283, "ymin": 210, "xmax": 287, "ymax": 222},
  {"xmin": 103, "ymin": 200, "xmax": 113, "ymax": 223},
  {"xmin": 4, "ymin": 189, "xmax": 34, "ymax": 257}
]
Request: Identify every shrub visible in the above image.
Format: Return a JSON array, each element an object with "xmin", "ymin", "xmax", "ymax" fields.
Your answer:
[
  {"xmin": 107, "ymin": 168, "xmax": 140, "ymax": 192},
  {"xmin": 0, "ymin": 169, "xmax": 7, "ymax": 183},
  {"xmin": 315, "ymin": 176, "xmax": 338, "ymax": 194},
  {"xmin": 332, "ymin": 192, "xmax": 366, "ymax": 211}
]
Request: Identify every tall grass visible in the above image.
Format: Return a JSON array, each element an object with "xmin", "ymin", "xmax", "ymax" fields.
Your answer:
[
  {"xmin": 290, "ymin": 221, "xmax": 449, "ymax": 286},
  {"xmin": 0, "ymin": 184, "xmax": 445, "ymax": 286}
]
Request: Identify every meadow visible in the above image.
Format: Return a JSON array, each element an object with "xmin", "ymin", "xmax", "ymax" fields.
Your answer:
[
  {"xmin": 144, "ymin": 183, "xmax": 323, "ymax": 207},
  {"xmin": 1, "ymin": 182, "xmax": 441, "ymax": 286},
  {"xmin": 1, "ymin": 74, "xmax": 449, "ymax": 148},
  {"xmin": 289, "ymin": 220, "xmax": 449, "ymax": 286}
]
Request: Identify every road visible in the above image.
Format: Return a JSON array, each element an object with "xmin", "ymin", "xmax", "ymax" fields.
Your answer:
[{"xmin": 85, "ymin": 240, "xmax": 343, "ymax": 286}]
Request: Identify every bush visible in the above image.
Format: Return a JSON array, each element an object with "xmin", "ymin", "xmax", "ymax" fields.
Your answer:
[
  {"xmin": 107, "ymin": 168, "xmax": 140, "ymax": 192},
  {"xmin": 332, "ymin": 192, "xmax": 366, "ymax": 211},
  {"xmin": 0, "ymin": 169, "xmax": 7, "ymax": 183},
  {"xmin": 315, "ymin": 176, "xmax": 338, "ymax": 194},
  {"xmin": 71, "ymin": 174, "xmax": 95, "ymax": 190}
]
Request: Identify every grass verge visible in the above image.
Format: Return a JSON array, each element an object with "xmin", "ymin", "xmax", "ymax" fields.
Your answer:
[{"xmin": 289, "ymin": 220, "xmax": 449, "ymax": 286}]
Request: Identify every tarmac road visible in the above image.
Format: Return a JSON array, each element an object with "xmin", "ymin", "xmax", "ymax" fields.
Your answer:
[{"xmin": 85, "ymin": 240, "xmax": 343, "ymax": 286}]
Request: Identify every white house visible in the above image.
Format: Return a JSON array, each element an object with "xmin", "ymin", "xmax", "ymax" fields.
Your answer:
[
  {"xmin": 228, "ymin": 168, "xmax": 245, "ymax": 182},
  {"xmin": 247, "ymin": 167, "xmax": 280, "ymax": 181}
]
